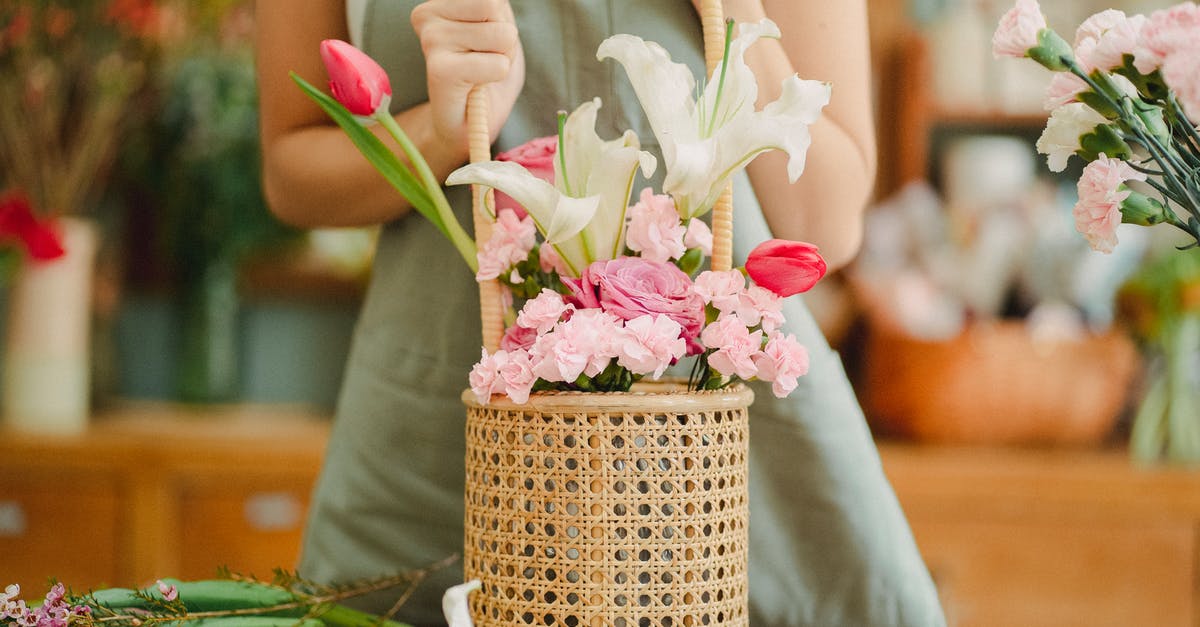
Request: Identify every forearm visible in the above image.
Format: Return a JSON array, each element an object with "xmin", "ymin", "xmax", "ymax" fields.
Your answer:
[{"xmin": 262, "ymin": 102, "xmax": 469, "ymax": 228}]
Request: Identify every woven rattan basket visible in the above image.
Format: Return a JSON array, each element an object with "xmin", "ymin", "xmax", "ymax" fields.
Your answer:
[
  {"xmin": 462, "ymin": 382, "xmax": 753, "ymax": 626},
  {"xmin": 459, "ymin": 2, "xmax": 752, "ymax": 622}
]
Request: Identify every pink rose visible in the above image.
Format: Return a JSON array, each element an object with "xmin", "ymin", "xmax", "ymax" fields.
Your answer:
[
  {"xmin": 752, "ymin": 332, "xmax": 810, "ymax": 398},
  {"xmin": 1134, "ymin": 3, "xmax": 1200, "ymax": 74},
  {"xmin": 1073, "ymin": 154, "xmax": 1145, "ymax": 253},
  {"xmin": 565, "ymin": 257, "xmax": 706, "ymax": 354},
  {"xmin": 517, "ymin": 289, "xmax": 573, "ymax": 334},
  {"xmin": 684, "ymin": 218, "xmax": 713, "ymax": 256},
  {"xmin": 692, "ymin": 269, "xmax": 745, "ymax": 313},
  {"xmin": 616, "ymin": 314, "xmax": 686, "ymax": 379},
  {"xmin": 992, "ymin": 0, "xmax": 1047, "ymax": 59},
  {"xmin": 744, "ymin": 239, "xmax": 827, "ymax": 297},
  {"xmin": 495, "ymin": 135, "xmax": 557, "ymax": 219},
  {"xmin": 500, "ymin": 324, "xmax": 538, "ymax": 352},
  {"xmin": 475, "ymin": 209, "xmax": 536, "ymax": 281},
  {"xmin": 626, "ymin": 187, "xmax": 686, "ymax": 263},
  {"xmin": 319, "ymin": 39, "xmax": 391, "ymax": 116},
  {"xmin": 700, "ymin": 315, "xmax": 762, "ymax": 380}
]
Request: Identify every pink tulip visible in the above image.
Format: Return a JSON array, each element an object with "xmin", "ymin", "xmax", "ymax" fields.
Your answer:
[
  {"xmin": 319, "ymin": 39, "xmax": 392, "ymax": 116},
  {"xmin": 744, "ymin": 239, "xmax": 827, "ymax": 297}
]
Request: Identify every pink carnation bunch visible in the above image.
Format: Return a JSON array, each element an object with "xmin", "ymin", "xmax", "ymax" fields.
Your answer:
[
  {"xmin": 1073, "ymin": 155, "xmax": 1146, "ymax": 253},
  {"xmin": 475, "ymin": 209, "xmax": 537, "ymax": 282}
]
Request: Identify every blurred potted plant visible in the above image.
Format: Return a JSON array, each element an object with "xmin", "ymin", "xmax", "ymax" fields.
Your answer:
[
  {"xmin": 0, "ymin": 0, "xmax": 163, "ymax": 430},
  {"xmin": 150, "ymin": 3, "xmax": 297, "ymax": 402},
  {"xmin": 1120, "ymin": 250, "xmax": 1200, "ymax": 464}
]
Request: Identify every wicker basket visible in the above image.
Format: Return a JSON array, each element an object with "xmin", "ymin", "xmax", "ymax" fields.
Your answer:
[
  {"xmin": 861, "ymin": 319, "xmax": 1139, "ymax": 445},
  {"xmin": 462, "ymin": 382, "xmax": 753, "ymax": 626}
]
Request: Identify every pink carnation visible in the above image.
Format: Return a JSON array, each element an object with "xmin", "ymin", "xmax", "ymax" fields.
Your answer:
[
  {"xmin": 700, "ymin": 315, "xmax": 763, "ymax": 380},
  {"xmin": 625, "ymin": 187, "xmax": 686, "ymax": 263},
  {"xmin": 1073, "ymin": 154, "xmax": 1145, "ymax": 253},
  {"xmin": 495, "ymin": 136, "xmax": 557, "ymax": 219},
  {"xmin": 1134, "ymin": 2, "xmax": 1200, "ymax": 74},
  {"xmin": 1043, "ymin": 72, "xmax": 1088, "ymax": 110},
  {"xmin": 993, "ymin": 0, "xmax": 1048, "ymax": 59},
  {"xmin": 1074, "ymin": 10, "xmax": 1145, "ymax": 73},
  {"xmin": 565, "ymin": 257, "xmax": 706, "ymax": 354},
  {"xmin": 529, "ymin": 309, "xmax": 621, "ymax": 382},
  {"xmin": 734, "ymin": 285, "xmax": 785, "ymax": 333},
  {"xmin": 517, "ymin": 289, "xmax": 573, "ymax": 334},
  {"xmin": 615, "ymin": 314, "xmax": 686, "ymax": 379},
  {"xmin": 1162, "ymin": 43, "xmax": 1200, "ymax": 120},
  {"xmin": 753, "ymin": 332, "xmax": 810, "ymax": 398},
  {"xmin": 692, "ymin": 269, "xmax": 745, "ymax": 313},
  {"xmin": 684, "ymin": 218, "xmax": 713, "ymax": 255},
  {"xmin": 499, "ymin": 349, "xmax": 536, "ymax": 404},
  {"xmin": 475, "ymin": 209, "xmax": 536, "ymax": 281},
  {"xmin": 469, "ymin": 349, "xmax": 507, "ymax": 403}
]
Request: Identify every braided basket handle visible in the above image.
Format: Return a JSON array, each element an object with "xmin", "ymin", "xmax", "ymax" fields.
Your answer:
[{"xmin": 468, "ymin": 0, "xmax": 734, "ymax": 351}]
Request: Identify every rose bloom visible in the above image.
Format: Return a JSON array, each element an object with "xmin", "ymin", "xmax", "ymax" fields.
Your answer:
[
  {"xmin": 1134, "ymin": 2, "xmax": 1200, "ymax": 74},
  {"xmin": 992, "ymin": 0, "xmax": 1047, "ymax": 59},
  {"xmin": 625, "ymin": 187, "xmax": 686, "ymax": 263},
  {"xmin": 1073, "ymin": 154, "xmax": 1145, "ymax": 253},
  {"xmin": 495, "ymin": 135, "xmax": 557, "ymax": 218},
  {"xmin": 566, "ymin": 257, "xmax": 706, "ymax": 354}
]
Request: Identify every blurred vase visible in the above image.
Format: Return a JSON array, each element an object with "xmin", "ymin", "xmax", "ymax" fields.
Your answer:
[
  {"xmin": 2, "ymin": 217, "xmax": 98, "ymax": 433},
  {"xmin": 175, "ymin": 254, "xmax": 240, "ymax": 403}
]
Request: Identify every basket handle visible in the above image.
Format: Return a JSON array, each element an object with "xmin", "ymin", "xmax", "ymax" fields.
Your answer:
[
  {"xmin": 699, "ymin": 0, "xmax": 734, "ymax": 273},
  {"xmin": 468, "ymin": 86, "xmax": 505, "ymax": 352},
  {"xmin": 469, "ymin": 0, "xmax": 735, "ymax": 350}
]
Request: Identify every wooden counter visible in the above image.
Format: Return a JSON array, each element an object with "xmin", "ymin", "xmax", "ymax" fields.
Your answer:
[{"xmin": 0, "ymin": 403, "xmax": 329, "ymax": 592}]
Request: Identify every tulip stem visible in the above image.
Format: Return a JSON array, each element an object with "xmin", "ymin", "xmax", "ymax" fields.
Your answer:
[{"xmin": 374, "ymin": 111, "xmax": 478, "ymax": 271}]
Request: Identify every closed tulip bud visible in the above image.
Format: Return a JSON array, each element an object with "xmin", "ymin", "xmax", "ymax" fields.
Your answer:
[
  {"xmin": 744, "ymin": 239, "xmax": 827, "ymax": 298},
  {"xmin": 319, "ymin": 39, "xmax": 392, "ymax": 116}
]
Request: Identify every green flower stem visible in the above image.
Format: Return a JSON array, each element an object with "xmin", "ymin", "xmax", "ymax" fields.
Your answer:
[
  {"xmin": 1166, "ymin": 315, "xmax": 1200, "ymax": 463},
  {"xmin": 374, "ymin": 111, "xmax": 478, "ymax": 272},
  {"xmin": 1131, "ymin": 373, "xmax": 1168, "ymax": 463}
]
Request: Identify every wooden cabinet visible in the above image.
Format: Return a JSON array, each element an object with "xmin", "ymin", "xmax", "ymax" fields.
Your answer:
[
  {"xmin": 0, "ymin": 404, "xmax": 328, "ymax": 593},
  {"xmin": 880, "ymin": 444, "xmax": 1200, "ymax": 627}
]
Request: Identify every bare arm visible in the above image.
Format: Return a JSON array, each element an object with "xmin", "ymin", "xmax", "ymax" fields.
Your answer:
[
  {"xmin": 255, "ymin": 0, "xmax": 524, "ymax": 228},
  {"xmin": 694, "ymin": 0, "xmax": 877, "ymax": 270}
]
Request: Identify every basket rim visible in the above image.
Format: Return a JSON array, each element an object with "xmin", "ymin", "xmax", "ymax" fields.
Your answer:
[{"xmin": 461, "ymin": 379, "xmax": 755, "ymax": 412}]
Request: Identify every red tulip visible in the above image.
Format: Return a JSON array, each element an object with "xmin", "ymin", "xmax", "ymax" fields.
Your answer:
[
  {"xmin": 744, "ymin": 239, "xmax": 827, "ymax": 297},
  {"xmin": 0, "ymin": 191, "xmax": 65, "ymax": 261},
  {"xmin": 319, "ymin": 39, "xmax": 392, "ymax": 116}
]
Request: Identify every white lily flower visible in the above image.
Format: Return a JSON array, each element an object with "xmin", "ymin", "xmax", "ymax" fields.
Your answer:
[
  {"xmin": 442, "ymin": 579, "xmax": 482, "ymax": 627},
  {"xmin": 1037, "ymin": 103, "xmax": 1108, "ymax": 172},
  {"xmin": 447, "ymin": 98, "xmax": 655, "ymax": 275},
  {"xmin": 598, "ymin": 19, "xmax": 831, "ymax": 219}
]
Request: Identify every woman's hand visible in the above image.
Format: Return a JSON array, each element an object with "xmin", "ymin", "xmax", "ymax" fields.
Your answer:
[{"xmin": 411, "ymin": 0, "xmax": 526, "ymax": 148}]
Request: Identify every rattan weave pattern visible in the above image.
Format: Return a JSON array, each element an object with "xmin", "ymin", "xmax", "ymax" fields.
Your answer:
[{"xmin": 462, "ymin": 384, "xmax": 753, "ymax": 626}]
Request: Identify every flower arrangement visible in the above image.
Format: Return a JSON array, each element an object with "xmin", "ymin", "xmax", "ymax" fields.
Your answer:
[
  {"xmin": 0, "ymin": 0, "xmax": 166, "ymax": 219},
  {"xmin": 993, "ymin": 0, "xmax": 1200, "ymax": 254},
  {"xmin": 295, "ymin": 19, "xmax": 831, "ymax": 404}
]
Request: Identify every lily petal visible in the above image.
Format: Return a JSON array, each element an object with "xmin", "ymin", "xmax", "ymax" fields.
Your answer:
[
  {"xmin": 545, "ymin": 194, "xmax": 602, "ymax": 244},
  {"xmin": 596, "ymin": 34, "xmax": 699, "ymax": 167},
  {"xmin": 446, "ymin": 161, "xmax": 591, "ymax": 242},
  {"xmin": 442, "ymin": 580, "xmax": 482, "ymax": 627}
]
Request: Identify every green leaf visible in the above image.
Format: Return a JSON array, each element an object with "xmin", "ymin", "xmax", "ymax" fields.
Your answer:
[{"xmin": 290, "ymin": 73, "xmax": 451, "ymax": 240}]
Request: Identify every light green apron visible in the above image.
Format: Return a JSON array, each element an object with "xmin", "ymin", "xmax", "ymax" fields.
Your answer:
[{"xmin": 298, "ymin": 2, "xmax": 945, "ymax": 625}]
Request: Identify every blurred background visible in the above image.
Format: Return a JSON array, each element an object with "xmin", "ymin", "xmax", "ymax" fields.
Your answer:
[{"xmin": 1, "ymin": 1, "xmax": 1198, "ymax": 626}]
